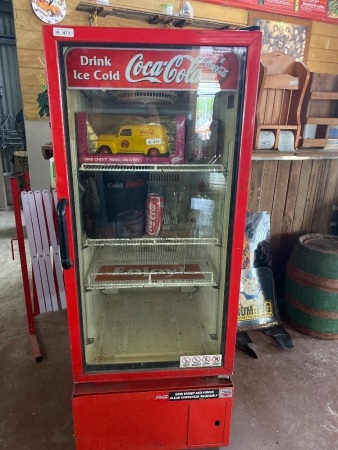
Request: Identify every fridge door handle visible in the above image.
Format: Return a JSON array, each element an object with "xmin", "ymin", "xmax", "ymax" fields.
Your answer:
[{"xmin": 57, "ymin": 198, "xmax": 73, "ymax": 270}]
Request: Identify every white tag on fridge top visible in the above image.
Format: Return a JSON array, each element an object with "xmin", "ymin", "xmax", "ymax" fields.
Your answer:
[
  {"xmin": 53, "ymin": 28, "xmax": 74, "ymax": 38},
  {"xmin": 180, "ymin": 354, "xmax": 222, "ymax": 368}
]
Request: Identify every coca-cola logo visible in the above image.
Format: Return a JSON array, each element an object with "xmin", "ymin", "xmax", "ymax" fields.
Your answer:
[
  {"xmin": 139, "ymin": 129, "xmax": 155, "ymax": 135},
  {"xmin": 146, "ymin": 203, "xmax": 157, "ymax": 234},
  {"xmin": 126, "ymin": 179, "xmax": 146, "ymax": 188},
  {"xmin": 126, "ymin": 53, "xmax": 202, "ymax": 85},
  {"xmin": 125, "ymin": 53, "xmax": 233, "ymax": 86}
]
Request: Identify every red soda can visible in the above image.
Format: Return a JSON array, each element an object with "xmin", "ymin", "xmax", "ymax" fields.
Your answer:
[{"xmin": 146, "ymin": 194, "xmax": 164, "ymax": 236}]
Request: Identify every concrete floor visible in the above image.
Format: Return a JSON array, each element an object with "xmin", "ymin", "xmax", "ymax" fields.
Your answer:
[{"xmin": 1, "ymin": 207, "xmax": 338, "ymax": 450}]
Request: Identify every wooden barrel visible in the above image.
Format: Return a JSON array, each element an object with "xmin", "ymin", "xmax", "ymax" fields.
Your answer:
[{"xmin": 284, "ymin": 234, "xmax": 338, "ymax": 339}]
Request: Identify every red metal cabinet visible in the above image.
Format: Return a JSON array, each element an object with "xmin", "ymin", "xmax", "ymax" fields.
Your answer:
[{"xmin": 73, "ymin": 378, "xmax": 233, "ymax": 449}]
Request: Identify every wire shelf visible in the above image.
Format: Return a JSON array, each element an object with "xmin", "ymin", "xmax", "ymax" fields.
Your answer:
[
  {"xmin": 85, "ymin": 245, "xmax": 217, "ymax": 289},
  {"xmin": 79, "ymin": 163, "xmax": 226, "ymax": 173},
  {"xmin": 85, "ymin": 236, "xmax": 219, "ymax": 246}
]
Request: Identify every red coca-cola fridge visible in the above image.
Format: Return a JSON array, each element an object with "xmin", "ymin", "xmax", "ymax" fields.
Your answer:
[{"xmin": 43, "ymin": 25, "xmax": 261, "ymax": 449}]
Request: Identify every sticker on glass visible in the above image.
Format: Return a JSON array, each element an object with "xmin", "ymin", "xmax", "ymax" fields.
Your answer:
[{"xmin": 180, "ymin": 354, "xmax": 222, "ymax": 368}]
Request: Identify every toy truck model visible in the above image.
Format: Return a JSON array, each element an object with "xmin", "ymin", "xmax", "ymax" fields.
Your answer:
[{"xmin": 95, "ymin": 124, "xmax": 169, "ymax": 157}]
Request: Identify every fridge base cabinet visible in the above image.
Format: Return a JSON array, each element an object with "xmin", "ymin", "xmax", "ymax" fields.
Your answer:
[{"xmin": 72, "ymin": 377, "xmax": 233, "ymax": 449}]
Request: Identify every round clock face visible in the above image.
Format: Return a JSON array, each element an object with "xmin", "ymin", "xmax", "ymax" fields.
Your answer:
[{"xmin": 31, "ymin": 0, "xmax": 67, "ymax": 24}]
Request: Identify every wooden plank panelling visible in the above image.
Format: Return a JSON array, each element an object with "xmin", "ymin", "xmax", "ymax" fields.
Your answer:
[
  {"xmin": 278, "ymin": 161, "xmax": 302, "ymax": 269},
  {"xmin": 288, "ymin": 160, "xmax": 313, "ymax": 249},
  {"xmin": 270, "ymin": 162, "xmax": 291, "ymax": 257},
  {"xmin": 311, "ymin": 21, "xmax": 338, "ymax": 37},
  {"xmin": 248, "ymin": 161, "xmax": 264, "ymax": 211},
  {"xmin": 307, "ymin": 21, "xmax": 338, "ymax": 74},
  {"xmin": 259, "ymin": 161, "xmax": 278, "ymax": 211},
  {"xmin": 248, "ymin": 159, "xmax": 338, "ymax": 296},
  {"xmin": 310, "ymin": 34, "xmax": 338, "ymax": 51},
  {"xmin": 318, "ymin": 160, "xmax": 337, "ymax": 232},
  {"xmin": 311, "ymin": 160, "xmax": 331, "ymax": 232},
  {"xmin": 301, "ymin": 160, "xmax": 322, "ymax": 234},
  {"xmin": 333, "ymin": 166, "xmax": 338, "ymax": 206},
  {"xmin": 308, "ymin": 48, "xmax": 338, "ymax": 64},
  {"xmin": 307, "ymin": 61, "xmax": 338, "ymax": 74}
]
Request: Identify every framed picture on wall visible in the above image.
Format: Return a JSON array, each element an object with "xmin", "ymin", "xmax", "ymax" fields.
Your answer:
[{"xmin": 248, "ymin": 12, "xmax": 311, "ymax": 62}]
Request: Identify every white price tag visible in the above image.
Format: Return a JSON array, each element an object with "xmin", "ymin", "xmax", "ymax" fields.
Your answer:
[
  {"xmin": 53, "ymin": 28, "xmax": 74, "ymax": 38},
  {"xmin": 146, "ymin": 138, "xmax": 162, "ymax": 145}
]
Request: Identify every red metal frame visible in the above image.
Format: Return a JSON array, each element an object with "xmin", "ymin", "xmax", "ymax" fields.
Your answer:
[
  {"xmin": 10, "ymin": 174, "xmax": 42, "ymax": 361},
  {"xmin": 43, "ymin": 26, "xmax": 261, "ymax": 384}
]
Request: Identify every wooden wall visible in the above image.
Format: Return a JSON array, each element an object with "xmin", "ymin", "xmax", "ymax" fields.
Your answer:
[
  {"xmin": 308, "ymin": 22, "xmax": 338, "ymax": 74},
  {"xmin": 248, "ymin": 159, "xmax": 338, "ymax": 296},
  {"xmin": 12, "ymin": 0, "xmax": 338, "ymax": 121}
]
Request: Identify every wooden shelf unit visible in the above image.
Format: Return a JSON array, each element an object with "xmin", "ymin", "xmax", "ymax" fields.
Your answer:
[
  {"xmin": 254, "ymin": 52, "xmax": 310, "ymax": 151},
  {"xmin": 300, "ymin": 73, "xmax": 338, "ymax": 149},
  {"xmin": 252, "ymin": 147, "xmax": 338, "ymax": 160}
]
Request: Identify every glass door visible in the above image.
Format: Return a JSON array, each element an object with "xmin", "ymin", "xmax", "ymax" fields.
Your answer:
[{"xmin": 59, "ymin": 41, "xmax": 251, "ymax": 374}]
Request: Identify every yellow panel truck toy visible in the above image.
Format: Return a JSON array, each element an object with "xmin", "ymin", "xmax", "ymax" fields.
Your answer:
[{"xmin": 95, "ymin": 124, "xmax": 169, "ymax": 157}]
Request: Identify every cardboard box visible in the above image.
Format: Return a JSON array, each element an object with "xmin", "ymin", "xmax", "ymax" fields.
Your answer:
[
  {"xmin": 76, "ymin": 112, "xmax": 185, "ymax": 165},
  {"xmin": 14, "ymin": 151, "xmax": 29, "ymax": 172}
]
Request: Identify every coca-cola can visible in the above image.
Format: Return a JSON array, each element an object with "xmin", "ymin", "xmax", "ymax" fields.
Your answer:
[{"xmin": 146, "ymin": 194, "xmax": 164, "ymax": 236}]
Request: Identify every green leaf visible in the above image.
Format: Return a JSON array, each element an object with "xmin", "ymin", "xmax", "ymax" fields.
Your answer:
[{"xmin": 36, "ymin": 89, "xmax": 50, "ymax": 118}]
